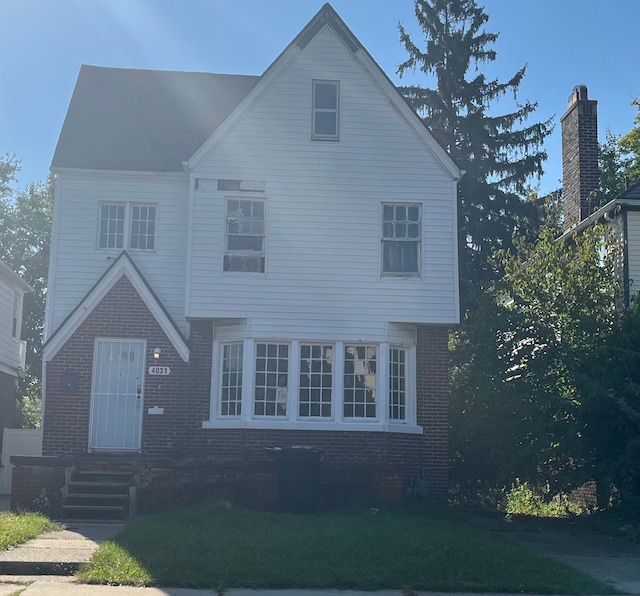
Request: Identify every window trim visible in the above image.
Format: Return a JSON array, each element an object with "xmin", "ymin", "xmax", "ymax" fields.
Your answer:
[
  {"xmin": 207, "ymin": 339, "xmax": 419, "ymax": 433},
  {"xmin": 96, "ymin": 202, "xmax": 158, "ymax": 253},
  {"xmin": 311, "ymin": 80, "xmax": 340, "ymax": 141},
  {"xmin": 223, "ymin": 196, "xmax": 266, "ymax": 274},
  {"xmin": 381, "ymin": 203, "xmax": 422, "ymax": 277}
]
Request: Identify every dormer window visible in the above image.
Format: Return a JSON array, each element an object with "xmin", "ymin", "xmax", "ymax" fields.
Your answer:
[{"xmin": 312, "ymin": 80, "xmax": 340, "ymax": 141}]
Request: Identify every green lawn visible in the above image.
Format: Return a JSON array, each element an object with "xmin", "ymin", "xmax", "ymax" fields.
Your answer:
[
  {"xmin": 0, "ymin": 511, "xmax": 55, "ymax": 552},
  {"xmin": 79, "ymin": 502, "xmax": 617, "ymax": 594}
]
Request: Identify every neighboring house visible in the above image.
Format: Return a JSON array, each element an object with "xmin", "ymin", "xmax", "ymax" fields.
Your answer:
[
  {"xmin": 560, "ymin": 85, "xmax": 640, "ymax": 307},
  {"xmin": 13, "ymin": 4, "xmax": 462, "ymax": 515},
  {"xmin": 0, "ymin": 260, "xmax": 32, "ymax": 443}
]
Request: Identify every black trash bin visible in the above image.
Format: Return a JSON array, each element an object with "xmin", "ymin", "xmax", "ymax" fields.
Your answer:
[{"xmin": 265, "ymin": 446, "xmax": 323, "ymax": 513}]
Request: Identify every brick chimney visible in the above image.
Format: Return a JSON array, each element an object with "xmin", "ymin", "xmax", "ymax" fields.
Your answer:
[{"xmin": 561, "ymin": 85, "xmax": 599, "ymax": 230}]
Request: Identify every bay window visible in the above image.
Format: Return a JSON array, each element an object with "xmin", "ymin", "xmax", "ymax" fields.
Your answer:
[{"xmin": 208, "ymin": 339, "xmax": 417, "ymax": 432}]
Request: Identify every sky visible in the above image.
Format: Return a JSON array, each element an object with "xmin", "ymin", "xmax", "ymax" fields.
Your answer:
[{"xmin": 1, "ymin": 0, "xmax": 638, "ymax": 196}]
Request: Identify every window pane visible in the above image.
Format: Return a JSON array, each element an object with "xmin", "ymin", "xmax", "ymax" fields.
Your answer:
[
  {"xmin": 383, "ymin": 242, "xmax": 418, "ymax": 273},
  {"xmin": 225, "ymin": 198, "xmax": 265, "ymax": 272},
  {"xmin": 314, "ymin": 82, "xmax": 337, "ymax": 109},
  {"xmin": 299, "ymin": 344, "xmax": 333, "ymax": 418},
  {"xmin": 381, "ymin": 204, "xmax": 421, "ymax": 274},
  {"xmin": 343, "ymin": 345, "xmax": 376, "ymax": 419},
  {"xmin": 130, "ymin": 204, "xmax": 156, "ymax": 251},
  {"xmin": 220, "ymin": 344, "xmax": 243, "ymax": 417},
  {"xmin": 255, "ymin": 343, "xmax": 288, "ymax": 417},
  {"xmin": 314, "ymin": 112, "xmax": 337, "ymax": 136},
  {"xmin": 98, "ymin": 204, "xmax": 124, "ymax": 249},
  {"xmin": 389, "ymin": 348, "xmax": 407, "ymax": 421}
]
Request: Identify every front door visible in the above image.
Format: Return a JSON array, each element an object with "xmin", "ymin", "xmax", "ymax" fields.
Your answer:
[{"xmin": 89, "ymin": 339, "xmax": 145, "ymax": 451}]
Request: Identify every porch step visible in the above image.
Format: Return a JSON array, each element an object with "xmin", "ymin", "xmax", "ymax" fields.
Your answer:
[{"xmin": 61, "ymin": 468, "xmax": 136, "ymax": 522}]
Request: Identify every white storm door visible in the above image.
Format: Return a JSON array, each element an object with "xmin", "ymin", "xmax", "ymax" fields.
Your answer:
[{"xmin": 89, "ymin": 339, "xmax": 146, "ymax": 450}]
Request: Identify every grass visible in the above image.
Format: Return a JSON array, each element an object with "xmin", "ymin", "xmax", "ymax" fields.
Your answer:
[
  {"xmin": 0, "ymin": 510, "xmax": 56, "ymax": 552},
  {"xmin": 78, "ymin": 502, "xmax": 617, "ymax": 594}
]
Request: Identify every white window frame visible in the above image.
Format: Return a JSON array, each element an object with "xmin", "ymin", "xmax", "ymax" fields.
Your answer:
[
  {"xmin": 311, "ymin": 80, "xmax": 340, "ymax": 141},
  {"xmin": 97, "ymin": 202, "xmax": 157, "ymax": 252},
  {"xmin": 215, "ymin": 342, "xmax": 244, "ymax": 418},
  {"xmin": 223, "ymin": 197, "xmax": 266, "ymax": 273},
  {"xmin": 381, "ymin": 203, "xmax": 421, "ymax": 277},
  {"xmin": 12, "ymin": 293, "xmax": 20, "ymax": 338},
  {"xmin": 207, "ymin": 339, "xmax": 419, "ymax": 434}
]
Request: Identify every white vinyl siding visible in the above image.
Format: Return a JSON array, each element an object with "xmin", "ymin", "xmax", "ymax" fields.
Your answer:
[
  {"xmin": 188, "ymin": 26, "xmax": 459, "ymax": 336},
  {"xmin": 46, "ymin": 172, "xmax": 189, "ymax": 338},
  {"xmin": 627, "ymin": 210, "xmax": 640, "ymax": 301},
  {"xmin": 0, "ymin": 281, "xmax": 24, "ymax": 371}
]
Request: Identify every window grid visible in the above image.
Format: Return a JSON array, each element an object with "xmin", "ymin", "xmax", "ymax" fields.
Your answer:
[
  {"xmin": 254, "ymin": 343, "xmax": 288, "ymax": 417},
  {"xmin": 382, "ymin": 204, "xmax": 421, "ymax": 274},
  {"xmin": 225, "ymin": 199, "xmax": 265, "ymax": 272},
  {"xmin": 343, "ymin": 345, "xmax": 377, "ymax": 419},
  {"xmin": 312, "ymin": 80, "xmax": 339, "ymax": 140},
  {"xmin": 130, "ymin": 205, "xmax": 156, "ymax": 250},
  {"xmin": 99, "ymin": 204, "xmax": 125, "ymax": 249},
  {"xmin": 220, "ymin": 344, "xmax": 243, "ymax": 416},
  {"xmin": 389, "ymin": 348, "xmax": 407, "ymax": 421},
  {"xmin": 12, "ymin": 294, "xmax": 19, "ymax": 338},
  {"xmin": 299, "ymin": 344, "xmax": 333, "ymax": 418}
]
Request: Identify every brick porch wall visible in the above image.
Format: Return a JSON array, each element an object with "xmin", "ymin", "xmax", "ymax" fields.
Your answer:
[{"xmin": 43, "ymin": 275, "xmax": 451, "ymax": 502}]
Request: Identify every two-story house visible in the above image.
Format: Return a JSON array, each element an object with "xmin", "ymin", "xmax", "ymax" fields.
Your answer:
[
  {"xmin": 0, "ymin": 260, "xmax": 31, "ymax": 443},
  {"xmin": 15, "ymin": 4, "xmax": 461, "ymax": 515}
]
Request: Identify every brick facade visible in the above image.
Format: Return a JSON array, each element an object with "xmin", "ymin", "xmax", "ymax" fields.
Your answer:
[
  {"xmin": 40, "ymin": 274, "xmax": 451, "ymax": 508},
  {"xmin": 561, "ymin": 85, "xmax": 599, "ymax": 230}
]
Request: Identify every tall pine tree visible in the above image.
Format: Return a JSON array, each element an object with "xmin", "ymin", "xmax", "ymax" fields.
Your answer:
[{"xmin": 398, "ymin": 0, "xmax": 552, "ymax": 293}]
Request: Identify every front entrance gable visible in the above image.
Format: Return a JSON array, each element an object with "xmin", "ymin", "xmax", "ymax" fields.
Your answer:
[{"xmin": 43, "ymin": 251, "xmax": 188, "ymax": 364}]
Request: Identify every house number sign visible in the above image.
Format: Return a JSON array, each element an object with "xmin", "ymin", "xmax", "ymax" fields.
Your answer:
[{"xmin": 148, "ymin": 366, "xmax": 171, "ymax": 376}]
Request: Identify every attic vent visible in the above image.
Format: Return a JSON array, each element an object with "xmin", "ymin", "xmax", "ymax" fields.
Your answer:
[{"xmin": 218, "ymin": 179, "xmax": 265, "ymax": 192}]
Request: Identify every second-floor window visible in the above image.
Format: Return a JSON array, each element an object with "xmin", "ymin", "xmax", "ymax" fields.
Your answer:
[
  {"xmin": 224, "ymin": 198, "xmax": 265, "ymax": 273},
  {"xmin": 382, "ymin": 204, "xmax": 421, "ymax": 275},
  {"xmin": 98, "ymin": 203, "xmax": 156, "ymax": 251},
  {"xmin": 312, "ymin": 80, "xmax": 340, "ymax": 141}
]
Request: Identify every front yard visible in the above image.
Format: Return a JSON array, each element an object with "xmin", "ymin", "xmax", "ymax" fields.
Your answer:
[{"xmin": 78, "ymin": 502, "xmax": 616, "ymax": 594}]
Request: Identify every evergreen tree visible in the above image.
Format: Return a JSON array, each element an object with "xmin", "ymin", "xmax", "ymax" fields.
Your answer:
[{"xmin": 398, "ymin": 0, "xmax": 552, "ymax": 292}]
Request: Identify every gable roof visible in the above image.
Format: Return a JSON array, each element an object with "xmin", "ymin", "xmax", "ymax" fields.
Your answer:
[
  {"xmin": 51, "ymin": 66, "xmax": 258, "ymax": 172},
  {"xmin": 52, "ymin": 4, "xmax": 460, "ymax": 181},
  {"xmin": 43, "ymin": 252, "xmax": 189, "ymax": 362},
  {"xmin": 188, "ymin": 3, "xmax": 461, "ymax": 180}
]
